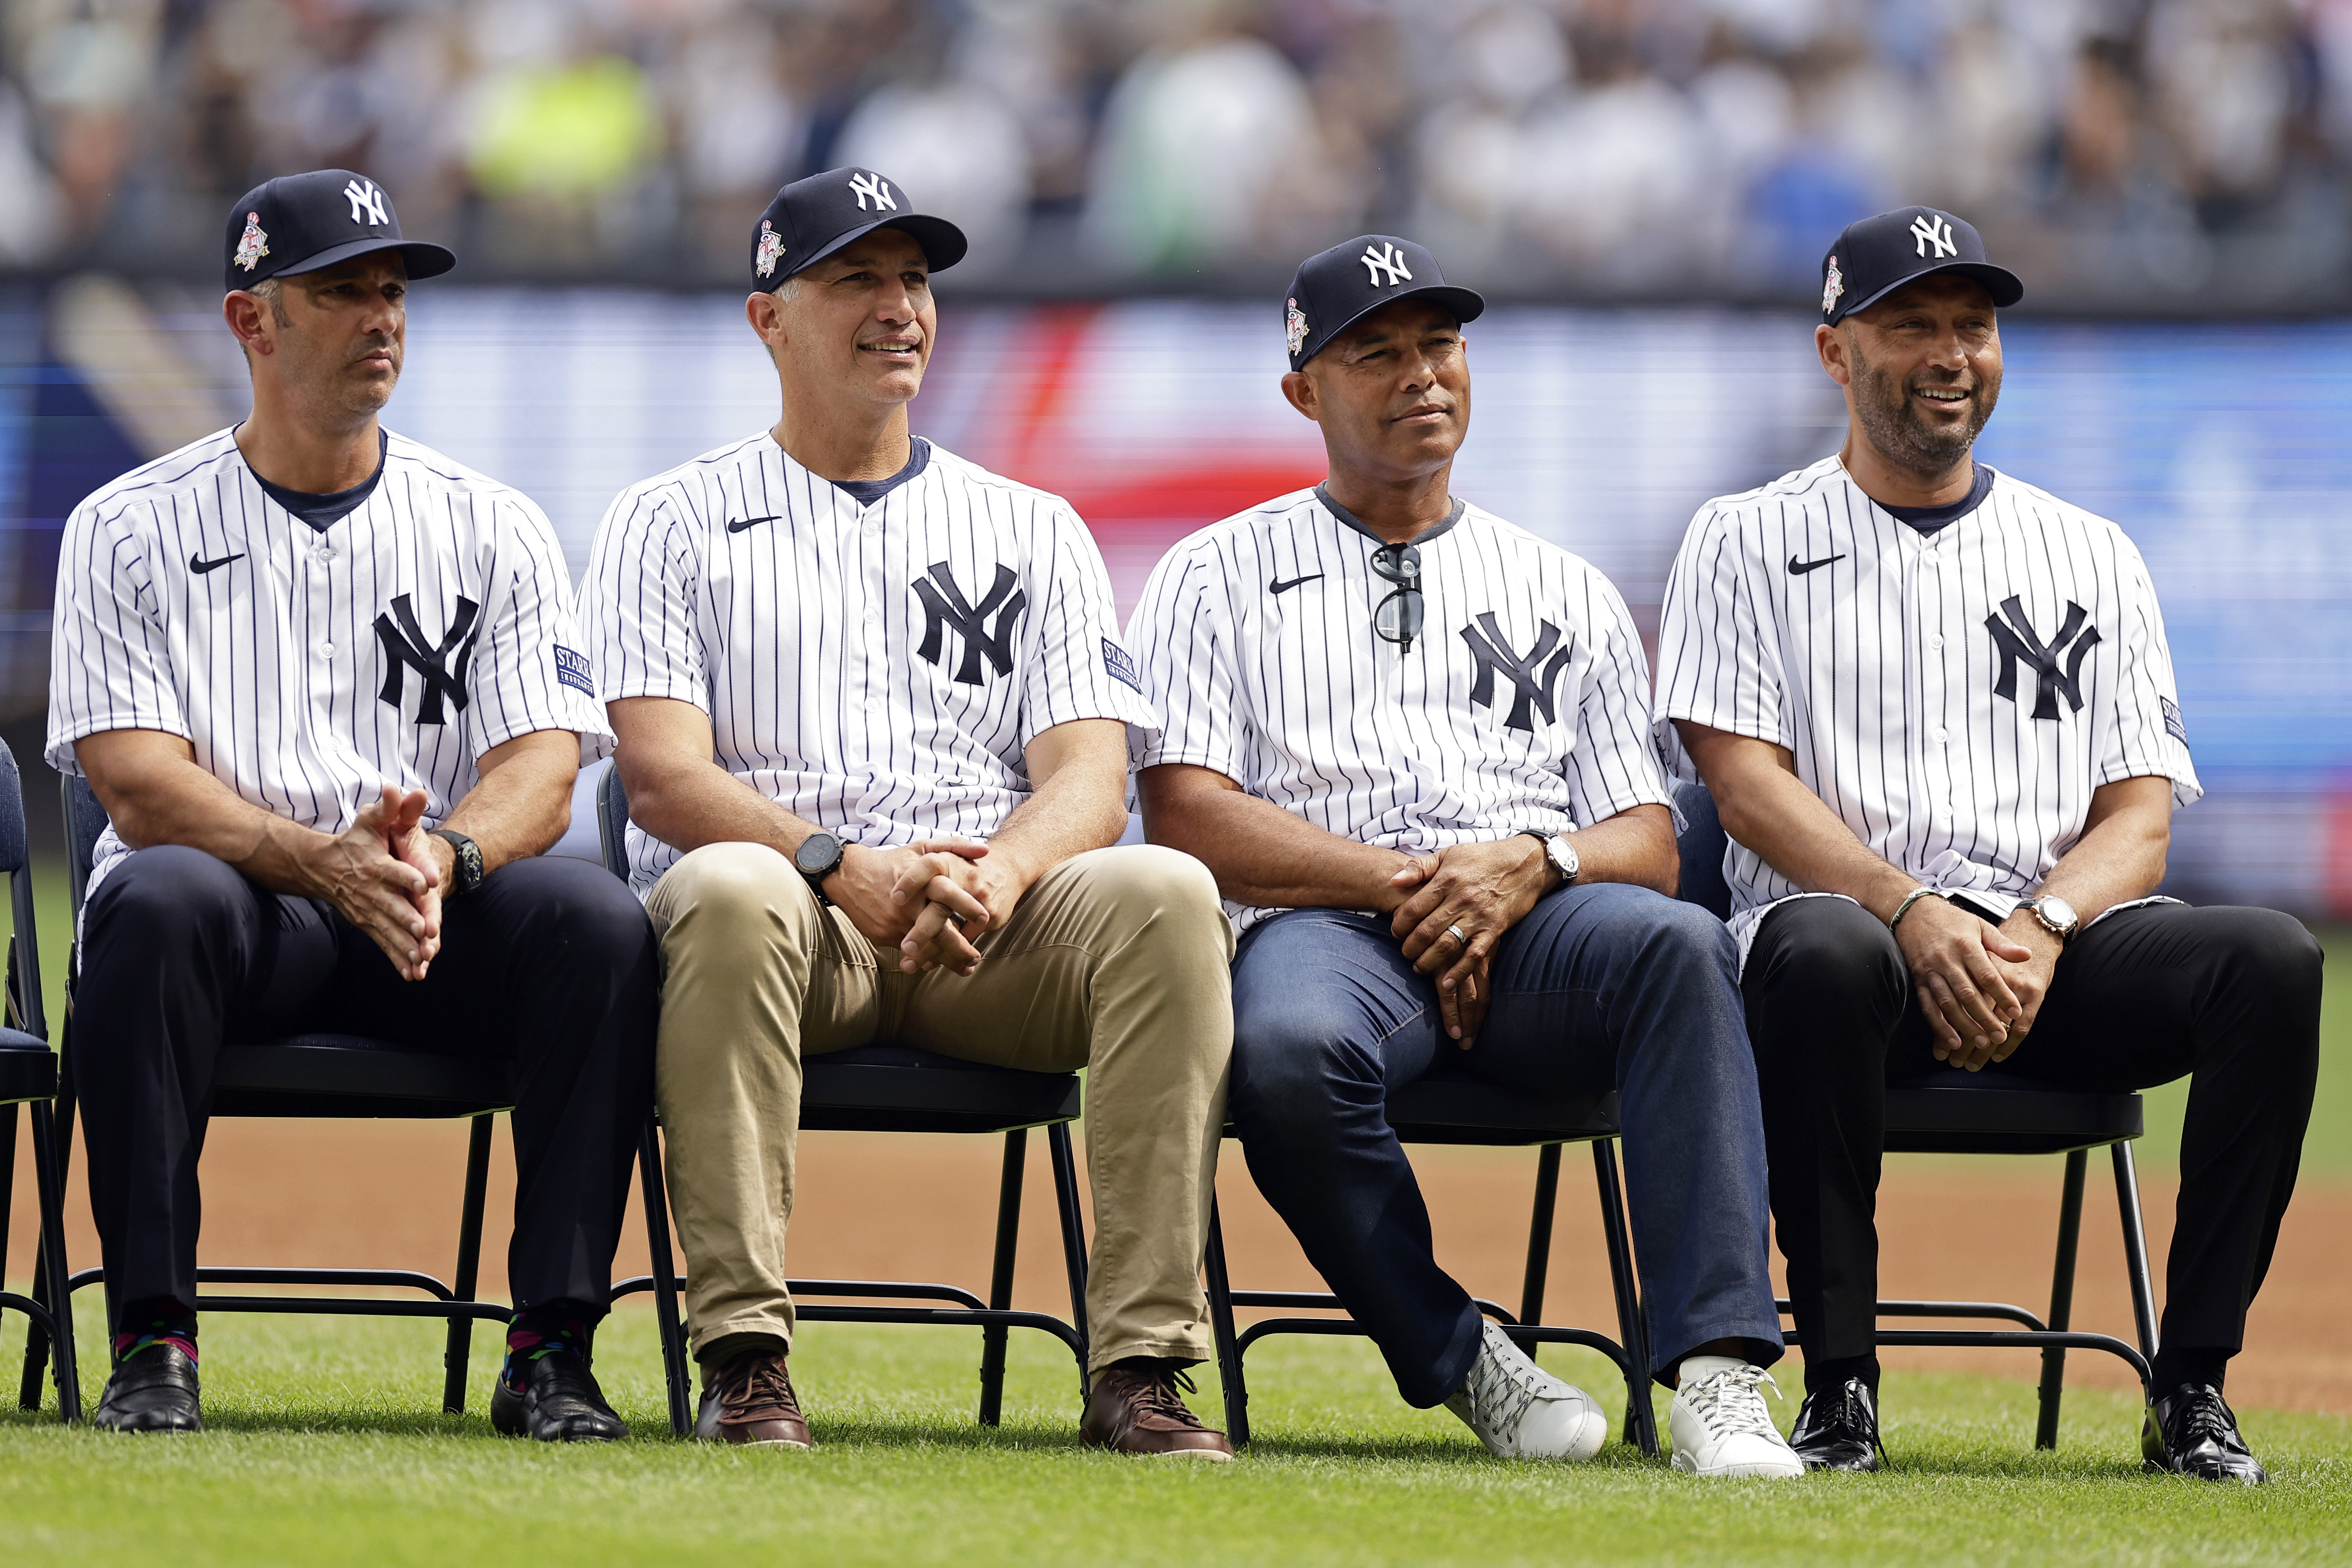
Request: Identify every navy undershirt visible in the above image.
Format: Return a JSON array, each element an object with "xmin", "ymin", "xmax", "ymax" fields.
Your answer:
[
  {"xmin": 833, "ymin": 438, "xmax": 931, "ymax": 506},
  {"xmin": 252, "ymin": 428, "xmax": 388, "ymax": 533},
  {"xmin": 1881, "ymin": 462, "xmax": 1995, "ymax": 535}
]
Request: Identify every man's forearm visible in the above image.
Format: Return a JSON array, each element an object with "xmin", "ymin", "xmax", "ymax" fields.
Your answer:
[
  {"xmin": 980, "ymin": 764, "xmax": 1127, "ymax": 890},
  {"xmin": 87, "ymin": 741, "xmax": 341, "ymax": 897},
  {"xmin": 438, "ymin": 737, "xmax": 579, "ymax": 875},
  {"xmin": 2024, "ymin": 779, "xmax": 2171, "ymax": 924},
  {"xmin": 621, "ymin": 751, "xmax": 828, "ymax": 860},
  {"xmin": 1143, "ymin": 774, "xmax": 1411, "ymax": 912}
]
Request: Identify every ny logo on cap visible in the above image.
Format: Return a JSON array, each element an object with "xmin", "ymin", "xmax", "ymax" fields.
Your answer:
[
  {"xmin": 344, "ymin": 177, "xmax": 390, "ymax": 227},
  {"xmin": 1910, "ymin": 213, "xmax": 1957, "ymax": 259},
  {"xmin": 848, "ymin": 172, "xmax": 897, "ymax": 212},
  {"xmin": 1360, "ymin": 241, "xmax": 1413, "ymax": 288}
]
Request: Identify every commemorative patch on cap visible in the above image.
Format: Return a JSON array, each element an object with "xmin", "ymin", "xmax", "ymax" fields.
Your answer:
[
  {"xmin": 234, "ymin": 213, "xmax": 269, "ymax": 273},
  {"xmin": 755, "ymin": 220, "xmax": 785, "ymax": 280}
]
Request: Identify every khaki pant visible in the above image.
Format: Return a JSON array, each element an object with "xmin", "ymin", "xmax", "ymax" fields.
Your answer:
[{"xmin": 646, "ymin": 841, "xmax": 1234, "ymax": 1373}]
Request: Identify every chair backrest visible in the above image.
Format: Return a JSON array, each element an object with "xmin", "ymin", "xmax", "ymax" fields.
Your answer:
[
  {"xmin": 0, "ymin": 738, "xmax": 43, "ymax": 1040},
  {"xmin": 63, "ymin": 773, "xmax": 108, "ymax": 922},
  {"xmin": 596, "ymin": 762, "xmax": 630, "ymax": 881},
  {"xmin": 1673, "ymin": 779, "xmax": 1733, "ymax": 920}
]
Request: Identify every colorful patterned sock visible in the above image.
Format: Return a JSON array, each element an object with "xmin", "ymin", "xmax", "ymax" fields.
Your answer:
[
  {"xmin": 114, "ymin": 1301, "xmax": 198, "ymax": 1367},
  {"xmin": 502, "ymin": 1308, "xmax": 593, "ymax": 1390}
]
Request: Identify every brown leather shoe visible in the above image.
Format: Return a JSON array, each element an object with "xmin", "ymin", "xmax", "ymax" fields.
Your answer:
[
  {"xmin": 694, "ymin": 1349, "xmax": 814, "ymax": 1448},
  {"xmin": 1080, "ymin": 1362, "xmax": 1234, "ymax": 1460}
]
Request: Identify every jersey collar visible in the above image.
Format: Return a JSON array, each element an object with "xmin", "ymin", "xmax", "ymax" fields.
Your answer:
[{"xmin": 1314, "ymin": 484, "xmax": 1465, "ymax": 548}]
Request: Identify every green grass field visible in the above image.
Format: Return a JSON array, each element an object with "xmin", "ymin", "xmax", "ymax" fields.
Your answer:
[
  {"xmin": 3, "ymin": 1306, "xmax": 2349, "ymax": 1567},
  {"xmin": 5, "ymin": 875, "xmax": 2351, "ymax": 1563}
]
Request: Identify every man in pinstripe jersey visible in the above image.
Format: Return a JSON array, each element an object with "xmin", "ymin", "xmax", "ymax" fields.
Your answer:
[
  {"xmin": 1657, "ymin": 207, "xmax": 2318, "ymax": 1480},
  {"xmin": 1131, "ymin": 237, "xmax": 1802, "ymax": 1477},
  {"xmin": 49, "ymin": 172, "xmax": 657, "ymax": 1440},
  {"xmin": 579, "ymin": 168, "xmax": 1235, "ymax": 1457}
]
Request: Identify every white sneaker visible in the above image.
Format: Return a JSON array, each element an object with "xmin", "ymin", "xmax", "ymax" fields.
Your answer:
[
  {"xmin": 1442, "ymin": 1322, "xmax": 1609, "ymax": 1461},
  {"xmin": 1669, "ymin": 1359, "xmax": 1805, "ymax": 1478}
]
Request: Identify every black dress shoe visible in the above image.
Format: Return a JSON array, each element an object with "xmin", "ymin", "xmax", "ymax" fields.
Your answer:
[
  {"xmin": 95, "ymin": 1344, "xmax": 203, "ymax": 1434},
  {"xmin": 2143, "ymin": 1384, "xmax": 2266, "ymax": 1484},
  {"xmin": 1788, "ymin": 1377, "xmax": 1886, "ymax": 1472},
  {"xmin": 491, "ymin": 1351, "xmax": 630, "ymax": 1442}
]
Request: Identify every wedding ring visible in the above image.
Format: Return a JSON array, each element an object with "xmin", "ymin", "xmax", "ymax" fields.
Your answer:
[{"xmin": 1445, "ymin": 923, "xmax": 1468, "ymax": 946}]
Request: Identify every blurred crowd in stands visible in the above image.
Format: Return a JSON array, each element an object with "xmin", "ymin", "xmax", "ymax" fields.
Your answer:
[{"xmin": 3, "ymin": 0, "xmax": 2349, "ymax": 305}]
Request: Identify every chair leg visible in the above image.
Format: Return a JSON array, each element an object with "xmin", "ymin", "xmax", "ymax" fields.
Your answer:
[
  {"xmin": 1202, "ymin": 1197, "xmax": 1247, "ymax": 1447},
  {"xmin": 1520, "ymin": 1143, "xmax": 1563, "ymax": 1332},
  {"xmin": 2111, "ymin": 1142, "xmax": 2159, "ymax": 1383},
  {"xmin": 978, "ymin": 1128, "xmax": 1027, "ymax": 1427},
  {"xmin": 442, "ymin": 1113, "xmax": 494, "ymax": 1415},
  {"xmin": 28, "ymin": 1101, "xmax": 81, "ymax": 1422},
  {"xmin": 1592, "ymin": 1139, "xmax": 1657, "ymax": 1456},
  {"xmin": 1045, "ymin": 1122, "xmax": 1089, "ymax": 1397},
  {"xmin": 2034, "ymin": 1149, "xmax": 2089, "ymax": 1450},
  {"xmin": 636, "ymin": 1117, "xmax": 691, "ymax": 1438}
]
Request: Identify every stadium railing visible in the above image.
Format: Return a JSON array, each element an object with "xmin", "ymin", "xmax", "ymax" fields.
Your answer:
[
  {"xmin": 30, "ymin": 773, "xmax": 690, "ymax": 1430},
  {"xmin": 1674, "ymin": 780, "xmax": 2156, "ymax": 1448},
  {"xmin": 597, "ymin": 762, "xmax": 1094, "ymax": 1430},
  {"xmin": 0, "ymin": 738, "xmax": 82, "ymax": 1422}
]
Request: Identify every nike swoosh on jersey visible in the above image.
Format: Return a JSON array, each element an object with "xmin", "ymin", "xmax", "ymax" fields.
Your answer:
[
  {"xmin": 726, "ymin": 515, "xmax": 783, "ymax": 534},
  {"xmin": 1788, "ymin": 553, "xmax": 1845, "ymax": 575},
  {"xmin": 1269, "ymin": 573, "xmax": 1324, "ymax": 595},
  {"xmin": 190, "ymin": 552, "xmax": 245, "ymax": 574}
]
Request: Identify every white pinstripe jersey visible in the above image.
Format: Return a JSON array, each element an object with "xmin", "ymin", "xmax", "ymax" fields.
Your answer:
[
  {"xmin": 578, "ymin": 433, "xmax": 1157, "ymax": 894},
  {"xmin": 1653, "ymin": 456, "xmax": 2201, "ymax": 963},
  {"xmin": 1127, "ymin": 489, "xmax": 1675, "ymax": 931},
  {"xmin": 47, "ymin": 426, "xmax": 609, "ymax": 907}
]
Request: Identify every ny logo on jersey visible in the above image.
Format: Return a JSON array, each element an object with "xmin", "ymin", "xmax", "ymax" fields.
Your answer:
[
  {"xmin": 848, "ymin": 172, "xmax": 896, "ymax": 211},
  {"xmin": 1910, "ymin": 212, "xmax": 1956, "ymax": 258},
  {"xmin": 344, "ymin": 177, "xmax": 390, "ymax": 227},
  {"xmin": 374, "ymin": 593, "xmax": 480, "ymax": 725},
  {"xmin": 1987, "ymin": 596, "xmax": 2101, "ymax": 720},
  {"xmin": 913, "ymin": 563, "xmax": 1027, "ymax": 685},
  {"xmin": 1360, "ymin": 241, "xmax": 1413, "ymax": 287},
  {"xmin": 1460, "ymin": 614, "xmax": 1573, "ymax": 734}
]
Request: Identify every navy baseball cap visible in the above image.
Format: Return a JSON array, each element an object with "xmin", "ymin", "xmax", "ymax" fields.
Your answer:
[
  {"xmin": 1284, "ymin": 235, "xmax": 1485, "ymax": 372},
  {"xmin": 1819, "ymin": 206, "xmax": 2022, "ymax": 326},
  {"xmin": 749, "ymin": 166, "xmax": 968, "ymax": 289},
  {"xmin": 223, "ymin": 169, "xmax": 454, "ymax": 293}
]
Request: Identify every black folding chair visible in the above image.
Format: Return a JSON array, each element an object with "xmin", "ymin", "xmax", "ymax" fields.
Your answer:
[
  {"xmin": 0, "ymin": 739, "xmax": 82, "ymax": 1422},
  {"xmin": 1199, "ymin": 1068, "xmax": 1659, "ymax": 1454},
  {"xmin": 596, "ymin": 764, "xmax": 1093, "ymax": 1427},
  {"xmin": 31, "ymin": 774, "xmax": 689, "ymax": 1430},
  {"xmin": 1674, "ymin": 780, "xmax": 2157, "ymax": 1448}
]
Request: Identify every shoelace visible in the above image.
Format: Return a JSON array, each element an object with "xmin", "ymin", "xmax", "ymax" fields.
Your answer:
[
  {"xmin": 722, "ymin": 1356, "xmax": 803, "ymax": 1421},
  {"xmin": 1457, "ymin": 1329, "xmax": 1551, "ymax": 1438},
  {"xmin": 2169, "ymin": 1387, "xmax": 2237, "ymax": 1448},
  {"xmin": 1683, "ymin": 1364, "xmax": 1784, "ymax": 1441},
  {"xmin": 1127, "ymin": 1366, "xmax": 1208, "ymax": 1427}
]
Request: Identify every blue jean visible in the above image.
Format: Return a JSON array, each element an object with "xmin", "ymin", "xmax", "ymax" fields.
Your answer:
[{"xmin": 1228, "ymin": 882, "xmax": 1783, "ymax": 1406}]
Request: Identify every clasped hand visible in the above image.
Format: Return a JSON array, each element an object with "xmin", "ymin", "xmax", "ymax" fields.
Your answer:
[
  {"xmin": 1895, "ymin": 896, "xmax": 2061, "ymax": 1070},
  {"xmin": 307, "ymin": 784, "xmax": 443, "ymax": 982},
  {"xmin": 1386, "ymin": 837, "xmax": 1552, "ymax": 1048},
  {"xmin": 827, "ymin": 839, "xmax": 1022, "ymax": 977}
]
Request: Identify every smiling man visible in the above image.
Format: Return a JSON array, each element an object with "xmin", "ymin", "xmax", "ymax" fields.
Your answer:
[
  {"xmin": 50, "ymin": 170, "xmax": 657, "ymax": 1439},
  {"xmin": 1128, "ymin": 237, "xmax": 1801, "ymax": 1477},
  {"xmin": 578, "ymin": 167, "xmax": 1235, "ymax": 1456},
  {"xmin": 1655, "ymin": 207, "xmax": 2320, "ymax": 1480}
]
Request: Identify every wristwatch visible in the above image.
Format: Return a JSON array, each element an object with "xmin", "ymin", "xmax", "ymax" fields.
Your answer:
[
  {"xmin": 2017, "ymin": 894, "xmax": 2080, "ymax": 945},
  {"xmin": 1520, "ymin": 829, "xmax": 1579, "ymax": 889},
  {"xmin": 794, "ymin": 831, "xmax": 847, "ymax": 906},
  {"xmin": 429, "ymin": 828, "xmax": 484, "ymax": 898}
]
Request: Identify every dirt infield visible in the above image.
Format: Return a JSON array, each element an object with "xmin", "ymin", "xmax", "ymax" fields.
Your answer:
[{"xmin": 9, "ymin": 1119, "xmax": 2347, "ymax": 1415}]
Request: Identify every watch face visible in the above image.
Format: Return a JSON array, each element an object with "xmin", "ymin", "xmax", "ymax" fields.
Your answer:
[
  {"xmin": 1549, "ymin": 835, "xmax": 1579, "ymax": 881},
  {"xmin": 2038, "ymin": 895, "xmax": 2078, "ymax": 931},
  {"xmin": 795, "ymin": 833, "xmax": 841, "ymax": 876}
]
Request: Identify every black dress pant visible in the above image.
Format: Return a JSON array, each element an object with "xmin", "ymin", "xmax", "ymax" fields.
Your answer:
[
  {"xmin": 73, "ymin": 845, "xmax": 660, "ymax": 1332},
  {"xmin": 1741, "ymin": 895, "xmax": 2320, "ymax": 1393}
]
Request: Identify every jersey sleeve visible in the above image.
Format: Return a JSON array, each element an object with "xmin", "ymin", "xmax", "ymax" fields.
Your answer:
[
  {"xmin": 1562, "ymin": 568, "xmax": 1675, "ymax": 826},
  {"xmin": 464, "ymin": 491, "xmax": 613, "ymax": 762},
  {"xmin": 2097, "ymin": 538, "xmax": 2202, "ymax": 807},
  {"xmin": 1017, "ymin": 504, "xmax": 1160, "ymax": 746},
  {"xmin": 1126, "ymin": 536, "xmax": 1243, "ymax": 779},
  {"xmin": 45, "ymin": 497, "xmax": 189, "ymax": 775},
  {"xmin": 578, "ymin": 481, "xmax": 707, "ymax": 735},
  {"xmin": 1653, "ymin": 503, "xmax": 1790, "ymax": 781}
]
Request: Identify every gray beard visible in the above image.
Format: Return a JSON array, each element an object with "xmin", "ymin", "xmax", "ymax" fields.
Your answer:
[{"xmin": 1851, "ymin": 359, "xmax": 1996, "ymax": 478}]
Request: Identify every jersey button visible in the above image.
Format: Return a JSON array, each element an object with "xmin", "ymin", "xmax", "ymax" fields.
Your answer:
[
  {"xmin": 1927, "ymin": 634, "xmax": 1944, "ymax": 650},
  {"xmin": 1933, "ymin": 727, "xmax": 1949, "ymax": 743}
]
